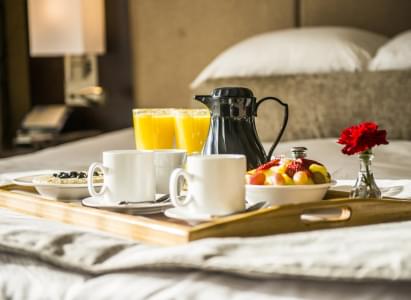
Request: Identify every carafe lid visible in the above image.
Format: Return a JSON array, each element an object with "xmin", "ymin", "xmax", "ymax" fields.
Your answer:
[
  {"xmin": 194, "ymin": 87, "xmax": 256, "ymax": 117},
  {"xmin": 211, "ymin": 87, "xmax": 255, "ymax": 99},
  {"xmin": 291, "ymin": 146, "xmax": 308, "ymax": 159}
]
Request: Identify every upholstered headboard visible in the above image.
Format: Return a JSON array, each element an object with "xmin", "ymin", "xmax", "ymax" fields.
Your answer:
[{"xmin": 128, "ymin": 0, "xmax": 411, "ymax": 109}]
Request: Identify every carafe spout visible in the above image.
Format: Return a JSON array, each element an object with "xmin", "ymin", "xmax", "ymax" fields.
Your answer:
[{"xmin": 194, "ymin": 95, "xmax": 212, "ymax": 109}]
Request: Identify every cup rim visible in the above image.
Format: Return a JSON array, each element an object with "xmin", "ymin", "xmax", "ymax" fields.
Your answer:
[
  {"xmin": 103, "ymin": 150, "xmax": 153, "ymax": 155},
  {"xmin": 187, "ymin": 154, "xmax": 245, "ymax": 160},
  {"xmin": 132, "ymin": 108, "xmax": 176, "ymax": 115}
]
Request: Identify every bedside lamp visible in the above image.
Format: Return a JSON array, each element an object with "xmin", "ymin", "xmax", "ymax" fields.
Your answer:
[
  {"xmin": 15, "ymin": 0, "xmax": 105, "ymax": 147},
  {"xmin": 27, "ymin": 0, "xmax": 106, "ymax": 106}
]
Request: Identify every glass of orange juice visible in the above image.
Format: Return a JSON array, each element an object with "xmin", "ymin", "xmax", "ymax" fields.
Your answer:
[
  {"xmin": 174, "ymin": 109, "xmax": 210, "ymax": 154},
  {"xmin": 132, "ymin": 109, "xmax": 175, "ymax": 150}
]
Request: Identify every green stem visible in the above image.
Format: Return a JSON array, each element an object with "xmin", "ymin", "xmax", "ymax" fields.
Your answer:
[{"xmin": 360, "ymin": 150, "xmax": 372, "ymax": 188}]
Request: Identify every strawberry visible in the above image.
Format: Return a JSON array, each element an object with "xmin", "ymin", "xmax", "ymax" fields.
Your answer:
[
  {"xmin": 256, "ymin": 159, "xmax": 280, "ymax": 172},
  {"xmin": 285, "ymin": 160, "xmax": 307, "ymax": 178},
  {"xmin": 249, "ymin": 172, "xmax": 266, "ymax": 185}
]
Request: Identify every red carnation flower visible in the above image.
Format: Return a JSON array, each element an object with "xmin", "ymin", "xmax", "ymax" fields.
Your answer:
[{"xmin": 337, "ymin": 122, "xmax": 389, "ymax": 155}]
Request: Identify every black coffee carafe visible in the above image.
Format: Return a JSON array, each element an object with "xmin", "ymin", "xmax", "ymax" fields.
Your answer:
[{"xmin": 195, "ymin": 87, "xmax": 288, "ymax": 170}]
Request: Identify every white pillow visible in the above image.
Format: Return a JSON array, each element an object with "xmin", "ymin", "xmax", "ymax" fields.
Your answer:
[
  {"xmin": 369, "ymin": 30, "xmax": 411, "ymax": 71},
  {"xmin": 191, "ymin": 27, "xmax": 387, "ymax": 88}
]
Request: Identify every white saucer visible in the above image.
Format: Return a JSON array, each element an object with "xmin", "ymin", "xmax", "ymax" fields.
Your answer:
[
  {"xmin": 164, "ymin": 207, "xmax": 213, "ymax": 221},
  {"xmin": 164, "ymin": 201, "xmax": 267, "ymax": 222},
  {"xmin": 82, "ymin": 195, "xmax": 172, "ymax": 214}
]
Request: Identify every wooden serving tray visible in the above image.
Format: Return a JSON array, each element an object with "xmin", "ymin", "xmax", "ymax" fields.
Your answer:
[{"xmin": 1, "ymin": 185, "xmax": 411, "ymax": 245}]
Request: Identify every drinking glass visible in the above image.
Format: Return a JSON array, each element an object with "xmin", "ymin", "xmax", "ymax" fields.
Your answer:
[
  {"xmin": 174, "ymin": 109, "xmax": 210, "ymax": 154},
  {"xmin": 132, "ymin": 109, "xmax": 175, "ymax": 150}
]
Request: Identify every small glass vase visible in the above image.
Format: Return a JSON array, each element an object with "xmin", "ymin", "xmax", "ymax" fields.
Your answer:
[{"xmin": 350, "ymin": 150, "xmax": 382, "ymax": 199}]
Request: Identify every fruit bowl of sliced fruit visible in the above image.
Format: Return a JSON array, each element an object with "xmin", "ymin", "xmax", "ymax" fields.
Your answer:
[{"xmin": 245, "ymin": 156, "xmax": 334, "ymax": 206}]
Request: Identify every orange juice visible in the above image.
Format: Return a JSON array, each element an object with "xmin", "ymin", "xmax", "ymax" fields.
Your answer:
[
  {"xmin": 174, "ymin": 109, "xmax": 210, "ymax": 154},
  {"xmin": 133, "ymin": 109, "xmax": 175, "ymax": 149}
]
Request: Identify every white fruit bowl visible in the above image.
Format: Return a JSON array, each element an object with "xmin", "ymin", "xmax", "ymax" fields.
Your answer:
[{"xmin": 246, "ymin": 182, "xmax": 334, "ymax": 206}]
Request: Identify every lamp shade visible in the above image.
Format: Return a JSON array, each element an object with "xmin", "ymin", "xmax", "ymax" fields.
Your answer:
[{"xmin": 28, "ymin": 0, "xmax": 105, "ymax": 56}]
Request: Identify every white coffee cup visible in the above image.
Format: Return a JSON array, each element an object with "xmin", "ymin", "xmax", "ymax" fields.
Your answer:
[
  {"xmin": 154, "ymin": 149, "xmax": 186, "ymax": 194},
  {"xmin": 169, "ymin": 154, "xmax": 246, "ymax": 216},
  {"xmin": 88, "ymin": 150, "xmax": 155, "ymax": 203}
]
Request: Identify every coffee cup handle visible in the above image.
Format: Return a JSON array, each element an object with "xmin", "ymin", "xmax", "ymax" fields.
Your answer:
[
  {"xmin": 87, "ymin": 162, "xmax": 106, "ymax": 197},
  {"xmin": 169, "ymin": 168, "xmax": 193, "ymax": 207}
]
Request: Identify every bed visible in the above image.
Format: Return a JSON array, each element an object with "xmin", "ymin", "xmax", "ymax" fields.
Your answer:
[{"xmin": 1, "ymin": 128, "xmax": 411, "ymax": 299}]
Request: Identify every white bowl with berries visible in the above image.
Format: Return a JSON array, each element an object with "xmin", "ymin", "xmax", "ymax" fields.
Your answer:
[
  {"xmin": 12, "ymin": 171, "xmax": 103, "ymax": 201},
  {"xmin": 245, "ymin": 157, "xmax": 334, "ymax": 206}
]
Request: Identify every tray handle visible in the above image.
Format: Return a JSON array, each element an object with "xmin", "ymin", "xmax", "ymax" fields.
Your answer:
[{"xmin": 300, "ymin": 206, "xmax": 352, "ymax": 223}]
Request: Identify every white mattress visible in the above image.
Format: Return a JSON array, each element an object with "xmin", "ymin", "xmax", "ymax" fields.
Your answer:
[
  {"xmin": 1, "ymin": 128, "xmax": 409, "ymax": 179},
  {"xmin": 1, "ymin": 128, "xmax": 411, "ymax": 300}
]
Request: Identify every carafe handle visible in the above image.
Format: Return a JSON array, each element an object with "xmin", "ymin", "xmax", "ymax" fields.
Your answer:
[{"xmin": 255, "ymin": 97, "xmax": 289, "ymax": 160}]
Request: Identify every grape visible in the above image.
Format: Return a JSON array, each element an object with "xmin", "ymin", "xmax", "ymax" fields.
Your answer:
[
  {"xmin": 312, "ymin": 172, "xmax": 326, "ymax": 184},
  {"xmin": 293, "ymin": 171, "xmax": 309, "ymax": 185}
]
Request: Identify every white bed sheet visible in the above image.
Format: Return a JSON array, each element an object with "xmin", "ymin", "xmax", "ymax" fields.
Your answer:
[
  {"xmin": 0, "ymin": 129, "xmax": 136, "ymax": 175},
  {"xmin": 1, "ymin": 128, "xmax": 409, "ymax": 179},
  {"xmin": 0, "ymin": 128, "xmax": 411, "ymax": 300}
]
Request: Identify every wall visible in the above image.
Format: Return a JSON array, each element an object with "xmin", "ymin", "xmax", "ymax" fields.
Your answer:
[
  {"xmin": 129, "ymin": 0, "xmax": 295, "ymax": 109},
  {"xmin": 0, "ymin": 2, "xmax": 5, "ymax": 149},
  {"xmin": 301, "ymin": 0, "xmax": 411, "ymax": 37},
  {"xmin": 3, "ymin": 0, "xmax": 31, "ymax": 146}
]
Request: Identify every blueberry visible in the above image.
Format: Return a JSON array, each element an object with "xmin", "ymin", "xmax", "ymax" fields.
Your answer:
[
  {"xmin": 58, "ymin": 172, "xmax": 70, "ymax": 179},
  {"xmin": 70, "ymin": 171, "xmax": 78, "ymax": 178},
  {"xmin": 78, "ymin": 172, "xmax": 87, "ymax": 179}
]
